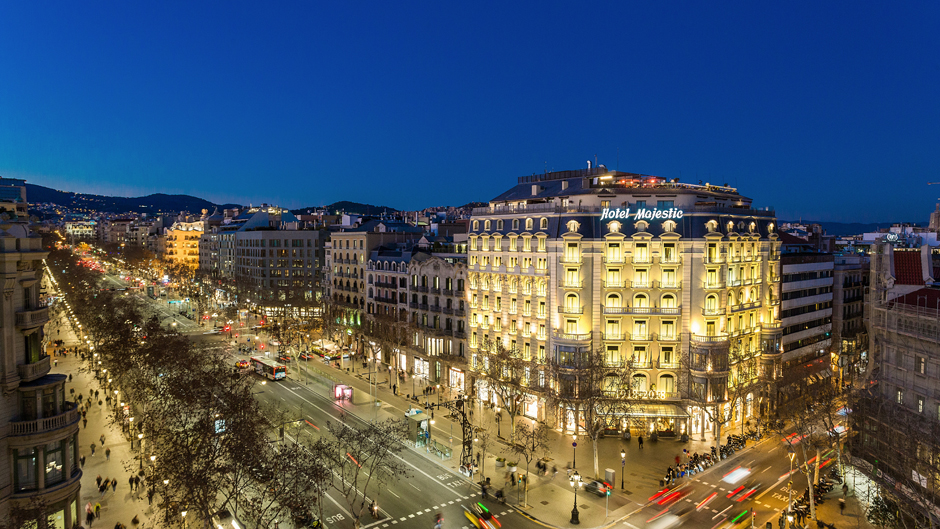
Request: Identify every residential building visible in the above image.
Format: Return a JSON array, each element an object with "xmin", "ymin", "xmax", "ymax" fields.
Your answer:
[
  {"xmin": 832, "ymin": 252, "xmax": 869, "ymax": 384},
  {"xmin": 63, "ymin": 221, "xmax": 96, "ymax": 243},
  {"xmin": 0, "ymin": 179, "xmax": 80, "ymax": 527},
  {"xmin": 774, "ymin": 252, "xmax": 834, "ymax": 403},
  {"xmin": 161, "ymin": 221, "xmax": 203, "ymax": 269},
  {"xmin": 853, "ymin": 239, "xmax": 940, "ymax": 522},
  {"xmin": 468, "ymin": 165, "xmax": 781, "ymax": 438}
]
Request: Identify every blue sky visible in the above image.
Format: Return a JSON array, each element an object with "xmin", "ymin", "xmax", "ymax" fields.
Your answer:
[{"xmin": 1, "ymin": 1, "xmax": 938, "ymax": 222}]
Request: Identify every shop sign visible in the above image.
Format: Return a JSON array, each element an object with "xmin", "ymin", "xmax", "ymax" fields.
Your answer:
[{"xmin": 600, "ymin": 207, "xmax": 684, "ymax": 221}]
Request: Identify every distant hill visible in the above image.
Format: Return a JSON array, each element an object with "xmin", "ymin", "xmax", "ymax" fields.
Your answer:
[
  {"xmin": 291, "ymin": 201, "xmax": 399, "ymax": 215},
  {"xmin": 26, "ymin": 183, "xmax": 241, "ymax": 214}
]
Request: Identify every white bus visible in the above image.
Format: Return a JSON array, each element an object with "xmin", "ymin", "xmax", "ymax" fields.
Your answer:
[{"xmin": 250, "ymin": 356, "xmax": 287, "ymax": 381}]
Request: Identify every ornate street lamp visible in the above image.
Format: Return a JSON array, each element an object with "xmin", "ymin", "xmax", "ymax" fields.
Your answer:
[
  {"xmin": 620, "ymin": 449, "xmax": 626, "ymax": 490},
  {"xmin": 569, "ymin": 469, "xmax": 582, "ymax": 524}
]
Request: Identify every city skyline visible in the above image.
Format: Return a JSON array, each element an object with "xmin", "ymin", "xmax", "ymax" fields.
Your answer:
[{"xmin": 2, "ymin": 2, "xmax": 939, "ymax": 223}]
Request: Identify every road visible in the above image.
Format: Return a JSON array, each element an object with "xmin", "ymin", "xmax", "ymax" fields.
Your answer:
[
  {"xmin": 101, "ymin": 268, "xmax": 540, "ymax": 529},
  {"xmin": 620, "ymin": 437, "xmax": 834, "ymax": 529}
]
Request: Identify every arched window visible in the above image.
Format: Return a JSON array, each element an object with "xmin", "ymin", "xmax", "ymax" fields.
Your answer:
[
  {"xmin": 497, "ymin": 219, "xmax": 504, "ymax": 230},
  {"xmin": 750, "ymin": 287, "xmax": 758, "ymax": 302},
  {"xmin": 658, "ymin": 374, "xmax": 675, "ymax": 393},
  {"xmin": 539, "ymin": 218, "xmax": 548, "ymax": 230},
  {"xmin": 705, "ymin": 294, "xmax": 718, "ymax": 311},
  {"xmin": 632, "ymin": 374, "xmax": 648, "ymax": 393},
  {"xmin": 368, "ymin": 287, "xmax": 373, "ymax": 297},
  {"xmin": 606, "ymin": 293, "xmax": 621, "ymax": 308},
  {"xmin": 472, "ymin": 220, "xmax": 479, "ymax": 231},
  {"xmin": 512, "ymin": 219, "xmax": 520, "ymax": 231},
  {"xmin": 525, "ymin": 218, "xmax": 533, "ymax": 231},
  {"xmin": 565, "ymin": 293, "xmax": 579, "ymax": 311},
  {"xmin": 633, "ymin": 293, "xmax": 649, "ymax": 308},
  {"xmin": 484, "ymin": 220, "xmax": 491, "ymax": 231},
  {"xmin": 728, "ymin": 291, "xmax": 736, "ymax": 306},
  {"xmin": 661, "ymin": 294, "xmax": 677, "ymax": 308}
]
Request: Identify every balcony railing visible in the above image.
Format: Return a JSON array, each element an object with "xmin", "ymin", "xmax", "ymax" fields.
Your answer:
[
  {"xmin": 702, "ymin": 307, "xmax": 725, "ymax": 316},
  {"xmin": 10, "ymin": 403, "xmax": 79, "ymax": 436},
  {"xmin": 704, "ymin": 254, "xmax": 724, "ymax": 264},
  {"xmin": 629, "ymin": 333, "xmax": 651, "ymax": 341},
  {"xmin": 17, "ymin": 356, "xmax": 50, "ymax": 383},
  {"xmin": 655, "ymin": 280, "xmax": 682, "ymax": 289},
  {"xmin": 429, "ymin": 305, "xmax": 442, "ymax": 313},
  {"xmin": 631, "ymin": 281, "xmax": 651, "ymax": 289},
  {"xmin": 559, "ymin": 255, "xmax": 581, "ymax": 264},
  {"xmin": 553, "ymin": 331, "xmax": 592, "ymax": 342},
  {"xmin": 561, "ymin": 280, "xmax": 583, "ymax": 288},
  {"xmin": 603, "ymin": 280, "xmax": 625, "ymax": 288},
  {"xmin": 443, "ymin": 307, "xmax": 454, "ymax": 315},
  {"xmin": 703, "ymin": 281, "xmax": 725, "ymax": 289},
  {"xmin": 16, "ymin": 307, "xmax": 50, "ymax": 329},
  {"xmin": 657, "ymin": 361, "xmax": 681, "ymax": 369},
  {"xmin": 604, "ymin": 255, "xmax": 625, "ymax": 264},
  {"xmin": 602, "ymin": 332, "xmax": 625, "ymax": 341},
  {"xmin": 558, "ymin": 305, "xmax": 584, "ymax": 315},
  {"xmin": 415, "ymin": 286, "xmax": 429, "ymax": 293},
  {"xmin": 691, "ymin": 334, "xmax": 729, "ymax": 344},
  {"xmin": 657, "ymin": 333, "xmax": 679, "ymax": 342},
  {"xmin": 729, "ymin": 301, "xmax": 761, "ymax": 312}
]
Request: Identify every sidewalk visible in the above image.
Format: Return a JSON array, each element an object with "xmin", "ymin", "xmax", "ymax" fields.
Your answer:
[{"xmin": 48, "ymin": 305, "xmax": 159, "ymax": 529}]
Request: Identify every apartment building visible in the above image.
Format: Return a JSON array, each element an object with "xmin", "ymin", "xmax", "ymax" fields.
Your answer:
[
  {"xmin": 775, "ymin": 252, "xmax": 834, "ymax": 402},
  {"xmin": 0, "ymin": 180, "xmax": 81, "ymax": 527},
  {"xmin": 832, "ymin": 252, "xmax": 869, "ymax": 383},
  {"xmin": 853, "ymin": 240, "xmax": 940, "ymax": 521},
  {"xmin": 469, "ymin": 165, "xmax": 781, "ymax": 438},
  {"xmin": 365, "ymin": 239, "xmax": 469, "ymax": 393},
  {"xmin": 161, "ymin": 221, "xmax": 203, "ymax": 269}
]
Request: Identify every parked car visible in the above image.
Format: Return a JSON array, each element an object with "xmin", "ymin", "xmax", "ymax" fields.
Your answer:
[{"xmin": 235, "ymin": 359, "xmax": 250, "ymax": 369}]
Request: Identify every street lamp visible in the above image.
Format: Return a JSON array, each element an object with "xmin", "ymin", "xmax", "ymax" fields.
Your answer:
[
  {"xmin": 569, "ymin": 469, "xmax": 582, "ymax": 524},
  {"xmin": 620, "ymin": 449, "xmax": 626, "ymax": 490},
  {"xmin": 436, "ymin": 384, "xmax": 441, "ymax": 405},
  {"xmin": 181, "ymin": 510, "xmax": 187, "ymax": 529},
  {"xmin": 495, "ymin": 408, "xmax": 502, "ymax": 438}
]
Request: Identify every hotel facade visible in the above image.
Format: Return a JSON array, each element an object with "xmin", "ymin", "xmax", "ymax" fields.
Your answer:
[{"xmin": 468, "ymin": 166, "xmax": 782, "ymax": 439}]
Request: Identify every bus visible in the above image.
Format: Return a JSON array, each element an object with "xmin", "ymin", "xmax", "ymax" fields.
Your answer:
[{"xmin": 250, "ymin": 356, "xmax": 287, "ymax": 381}]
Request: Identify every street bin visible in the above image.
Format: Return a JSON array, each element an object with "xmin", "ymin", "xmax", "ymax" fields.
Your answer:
[{"xmin": 604, "ymin": 468, "xmax": 615, "ymax": 485}]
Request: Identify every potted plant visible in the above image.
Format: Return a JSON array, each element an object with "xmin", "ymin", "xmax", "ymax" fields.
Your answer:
[
  {"xmin": 508, "ymin": 461, "xmax": 518, "ymax": 473},
  {"xmin": 495, "ymin": 457, "xmax": 505, "ymax": 468}
]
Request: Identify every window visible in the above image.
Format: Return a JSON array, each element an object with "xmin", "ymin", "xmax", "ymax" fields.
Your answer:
[
  {"xmin": 634, "ymin": 242, "xmax": 649, "ymax": 262},
  {"xmin": 537, "ymin": 236, "xmax": 546, "ymax": 251},
  {"xmin": 606, "ymin": 293, "xmax": 621, "ymax": 308},
  {"xmin": 540, "ymin": 218, "xmax": 548, "ymax": 230},
  {"xmin": 663, "ymin": 243, "xmax": 676, "ymax": 262},
  {"xmin": 661, "ymin": 321, "xmax": 675, "ymax": 340},
  {"xmin": 896, "ymin": 388, "xmax": 904, "ymax": 405},
  {"xmin": 497, "ymin": 219, "xmax": 504, "ymax": 230},
  {"xmin": 633, "ymin": 293, "xmax": 649, "ymax": 308},
  {"xmin": 634, "ymin": 268, "xmax": 649, "ymax": 287},
  {"xmin": 606, "ymin": 345, "xmax": 619, "ymax": 365},
  {"xmin": 917, "ymin": 395, "xmax": 925, "ymax": 413},
  {"xmin": 916, "ymin": 356, "xmax": 926, "ymax": 375},
  {"xmin": 484, "ymin": 220, "xmax": 491, "ymax": 231},
  {"xmin": 565, "ymin": 319, "xmax": 578, "ymax": 334},
  {"xmin": 661, "ymin": 346, "xmax": 675, "ymax": 367},
  {"xmin": 525, "ymin": 218, "xmax": 533, "ymax": 231},
  {"xmin": 657, "ymin": 200, "xmax": 674, "ymax": 209},
  {"xmin": 13, "ymin": 448, "xmax": 37, "ymax": 491},
  {"xmin": 607, "ymin": 242, "xmax": 621, "ymax": 262},
  {"xmin": 635, "ymin": 200, "xmax": 646, "ymax": 208},
  {"xmin": 565, "ymin": 293, "xmax": 579, "ymax": 312},
  {"xmin": 512, "ymin": 219, "xmax": 520, "ymax": 231}
]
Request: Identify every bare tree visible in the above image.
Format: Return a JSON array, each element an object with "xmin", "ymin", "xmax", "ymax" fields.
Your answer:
[
  {"xmin": 505, "ymin": 422, "xmax": 550, "ymax": 507},
  {"xmin": 322, "ymin": 419, "xmax": 410, "ymax": 529},
  {"xmin": 477, "ymin": 336, "xmax": 541, "ymax": 443}
]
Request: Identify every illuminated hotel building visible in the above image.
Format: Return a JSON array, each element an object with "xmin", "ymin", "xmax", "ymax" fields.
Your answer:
[{"xmin": 467, "ymin": 165, "xmax": 781, "ymax": 439}]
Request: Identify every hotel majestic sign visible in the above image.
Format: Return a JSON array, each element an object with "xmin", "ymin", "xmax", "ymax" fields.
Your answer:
[{"xmin": 600, "ymin": 207, "xmax": 684, "ymax": 221}]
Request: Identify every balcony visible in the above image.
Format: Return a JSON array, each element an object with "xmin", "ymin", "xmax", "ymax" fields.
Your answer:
[
  {"xmin": 659, "ymin": 255, "xmax": 681, "ymax": 265},
  {"xmin": 442, "ymin": 289, "xmax": 454, "ymax": 296},
  {"xmin": 729, "ymin": 301, "xmax": 761, "ymax": 313},
  {"xmin": 558, "ymin": 305, "xmax": 584, "ymax": 315},
  {"xmin": 418, "ymin": 303, "xmax": 429, "ymax": 311},
  {"xmin": 631, "ymin": 254, "xmax": 652, "ymax": 264},
  {"xmin": 702, "ymin": 307, "xmax": 725, "ymax": 316},
  {"xmin": 703, "ymin": 280, "xmax": 725, "ymax": 290},
  {"xmin": 602, "ymin": 332, "xmax": 625, "ymax": 341},
  {"xmin": 655, "ymin": 280, "xmax": 682, "ymax": 289},
  {"xmin": 559, "ymin": 255, "xmax": 581, "ymax": 264},
  {"xmin": 429, "ymin": 305, "xmax": 442, "ymax": 313},
  {"xmin": 704, "ymin": 254, "xmax": 724, "ymax": 264},
  {"xmin": 442, "ymin": 307, "xmax": 454, "ymax": 315},
  {"xmin": 657, "ymin": 360, "xmax": 681, "ymax": 370},
  {"xmin": 657, "ymin": 333, "xmax": 680, "ymax": 342},
  {"xmin": 10, "ymin": 403, "xmax": 80, "ymax": 441},
  {"xmin": 415, "ymin": 285, "xmax": 429, "ymax": 293},
  {"xmin": 409, "ymin": 302, "xmax": 419, "ymax": 309},
  {"xmin": 604, "ymin": 255, "xmax": 625, "ymax": 264},
  {"xmin": 430, "ymin": 287, "xmax": 441, "ymax": 295},
  {"xmin": 631, "ymin": 281, "xmax": 651, "ymax": 289},
  {"xmin": 454, "ymin": 309, "xmax": 466, "ymax": 317},
  {"xmin": 552, "ymin": 331, "xmax": 592, "ymax": 343},
  {"xmin": 560, "ymin": 280, "xmax": 583, "ymax": 289},
  {"xmin": 17, "ymin": 356, "xmax": 51, "ymax": 383},
  {"xmin": 16, "ymin": 306, "xmax": 50, "ymax": 329},
  {"xmin": 454, "ymin": 330, "xmax": 467, "ymax": 339},
  {"xmin": 603, "ymin": 280, "xmax": 625, "ymax": 288},
  {"xmin": 691, "ymin": 334, "xmax": 729, "ymax": 344},
  {"xmin": 629, "ymin": 333, "xmax": 652, "ymax": 341}
]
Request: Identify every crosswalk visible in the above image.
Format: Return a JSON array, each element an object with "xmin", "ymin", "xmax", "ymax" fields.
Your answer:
[{"xmin": 368, "ymin": 495, "xmax": 513, "ymax": 528}]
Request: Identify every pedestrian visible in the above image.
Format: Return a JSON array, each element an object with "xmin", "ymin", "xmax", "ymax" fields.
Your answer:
[
  {"xmin": 80, "ymin": 455, "xmax": 86, "ymax": 467},
  {"xmin": 106, "ymin": 395, "xmax": 111, "ymax": 406},
  {"xmin": 100, "ymin": 434, "xmax": 106, "ymax": 446},
  {"xmin": 83, "ymin": 418, "xmax": 88, "ymax": 429},
  {"xmin": 105, "ymin": 448, "xmax": 111, "ymax": 461},
  {"xmin": 675, "ymin": 454, "xmax": 681, "ymax": 466},
  {"xmin": 129, "ymin": 476, "xmax": 135, "ymax": 491},
  {"xmin": 96, "ymin": 475, "xmax": 102, "ymax": 488},
  {"xmin": 135, "ymin": 475, "xmax": 141, "ymax": 491},
  {"xmin": 842, "ymin": 482, "xmax": 849, "ymax": 498},
  {"xmin": 95, "ymin": 389, "xmax": 99, "ymax": 399},
  {"xmin": 147, "ymin": 488, "xmax": 154, "ymax": 505},
  {"xmin": 112, "ymin": 480, "xmax": 117, "ymax": 492},
  {"xmin": 90, "ymin": 444, "xmax": 96, "ymax": 456},
  {"xmin": 86, "ymin": 510, "xmax": 95, "ymax": 527},
  {"xmin": 69, "ymin": 374, "xmax": 73, "ymax": 382},
  {"xmin": 638, "ymin": 435, "xmax": 644, "ymax": 449},
  {"xmin": 839, "ymin": 498, "xmax": 846, "ymax": 515},
  {"xmin": 481, "ymin": 483, "xmax": 488, "ymax": 500},
  {"xmin": 777, "ymin": 515, "xmax": 784, "ymax": 529},
  {"xmin": 94, "ymin": 502, "xmax": 101, "ymax": 519}
]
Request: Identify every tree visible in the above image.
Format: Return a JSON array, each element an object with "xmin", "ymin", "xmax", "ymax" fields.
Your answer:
[
  {"xmin": 322, "ymin": 419, "xmax": 410, "ymax": 528},
  {"xmin": 505, "ymin": 422, "xmax": 549, "ymax": 507},
  {"xmin": 477, "ymin": 337, "xmax": 541, "ymax": 443},
  {"xmin": 548, "ymin": 346, "xmax": 637, "ymax": 478}
]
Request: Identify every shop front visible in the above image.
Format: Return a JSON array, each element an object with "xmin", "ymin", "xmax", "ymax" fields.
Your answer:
[
  {"xmin": 624, "ymin": 404, "xmax": 689, "ymax": 439},
  {"xmin": 449, "ymin": 368, "xmax": 465, "ymax": 393},
  {"xmin": 522, "ymin": 392, "xmax": 541, "ymax": 420},
  {"xmin": 414, "ymin": 356, "xmax": 430, "ymax": 379}
]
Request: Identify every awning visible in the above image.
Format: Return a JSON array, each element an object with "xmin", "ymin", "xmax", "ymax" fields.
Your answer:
[{"xmin": 621, "ymin": 404, "xmax": 689, "ymax": 419}]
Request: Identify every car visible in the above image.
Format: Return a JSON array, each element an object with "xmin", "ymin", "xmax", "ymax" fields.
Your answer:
[
  {"xmin": 584, "ymin": 479, "xmax": 612, "ymax": 497},
  {"xmin": 298, "ymin": 353, "xmax": 315, "ymax": 360},
  {"xmin": 277, "ymin": 355, "xmax": 292, "ymax": 363},
  {"xmin": 235, "ymin": 359, "xmax": 250, "ymax": 369}
]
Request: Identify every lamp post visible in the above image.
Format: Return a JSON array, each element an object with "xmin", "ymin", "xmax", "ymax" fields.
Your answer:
[
  {"xmin": 436, "ymin": 384, "xmax": 441, "ymax": 405},
  {"xmin": 787, "ymin": 446, "xmax": 795, "ymax": 529},
  {"xmin": 181, "ymin": 510, "xmax": 187, "ymax": 529},
  {"xmin": 495, "ymin": 408, "xmax": 502, "ymax": 438},
  {"xmin": 620, "ymin": 449, "xmax": 626, "ymax": 490},
  {"xmin": 162, "ymin": 479, "xmax": 170, "ymax": 524},
  {"xmin": 569, "ymin": 469, "xmax": 582, "ymax": 525}
]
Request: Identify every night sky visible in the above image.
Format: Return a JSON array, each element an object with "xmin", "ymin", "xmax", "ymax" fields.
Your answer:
[{"xmin": 1, "ymin": 1, "xmax": 938, "ymax": 222}]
